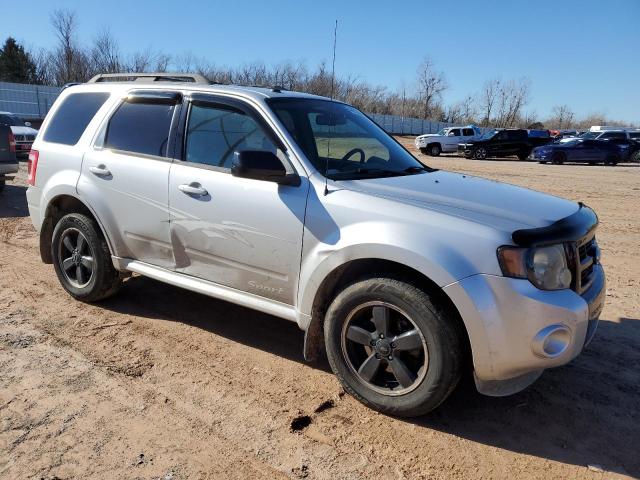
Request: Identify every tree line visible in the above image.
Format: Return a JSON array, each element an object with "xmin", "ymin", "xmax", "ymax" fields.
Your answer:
[{"xmin": 0, "ymin": 9, "xmax": 634, "ymax": 129}]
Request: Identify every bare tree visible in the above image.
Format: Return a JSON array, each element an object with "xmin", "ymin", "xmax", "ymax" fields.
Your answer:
[
  {"xmin": 479, "ymin": 78, "xmax": 500, "ymax": 127},
  {"xmin": 50, "ymin": 9, "xmax": 90, "ymax": 84},
  {"xmin": 415, "ymin": 57, "xmax": 447, "ymax": 119},
  {"xmin": 90, "ymin": 29, "xmax": 121, "ymax": 75},
  {"xmin": 548, "ymin": 105, "xmax": 575, "ymax": 129}
]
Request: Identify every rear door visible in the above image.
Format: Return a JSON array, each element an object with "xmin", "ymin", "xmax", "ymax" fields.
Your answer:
[
  {"xmin": 167, "ymin": 94, "xmax": 308, "ymax": 305},
  {"xmin": 78, "ymin": 90, "xmax": 181, "ymax": 268}
]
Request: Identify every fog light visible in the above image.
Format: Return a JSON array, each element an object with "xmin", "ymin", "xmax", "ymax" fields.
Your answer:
[{"xmin": 532, "ymin": 325, "xmax": 571, "ymax": 358}]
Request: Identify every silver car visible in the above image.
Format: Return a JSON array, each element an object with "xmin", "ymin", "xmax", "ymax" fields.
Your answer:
[{"xmin": 26, "ymin": 73, "xmax": 605, "ymax": 417}]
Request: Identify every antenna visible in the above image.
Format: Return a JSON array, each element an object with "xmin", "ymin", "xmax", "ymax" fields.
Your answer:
[{"xmin": 324, "ymin": 19, "xmax": 338, "ymax": 196}]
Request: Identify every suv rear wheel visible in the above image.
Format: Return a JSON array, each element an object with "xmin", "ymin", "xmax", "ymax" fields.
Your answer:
[
  {"xmin": 324, "ymin": 277, "xmax": 463, "ymax": 417},
  {"xmin": 52, "ymin": 213, "xmax": 121, "ymax": 302},
  {"xmin": 0, "ymin": 178, "xmax": 5, "ymax": 193}
]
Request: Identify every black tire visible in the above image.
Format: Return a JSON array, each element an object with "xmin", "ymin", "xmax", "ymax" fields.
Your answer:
[
  {"xmin": 473, "ymin": 147, "xmax": 488, "ymax": 160},
  {"xmin": 427, "ymin": 144, "xmax": 441, "ymax": 157},
  {"xmin": 51, "ymin": 213, "xmax": 121, "ymax": 302},
  {"xmin": 324, "ymin": 277, "xmax": 463, "ymax": 417},
  {"xmin": 0, "ymin": 178, "xmax": 5, "ymax": 193},
  {"xmin": 632, "ymin": 150, "xmax": 640, "ymax": 163},
  {"xmin": 604, "ymin": 154, "xmax": 619, "ymax": 166},
  {"xmin": 552, "ymin": 152, "xmax": 565, "ymax": 165},
  {"xmin": 517, "ymin": 150, "xmax": 529, "ymax": 161}
]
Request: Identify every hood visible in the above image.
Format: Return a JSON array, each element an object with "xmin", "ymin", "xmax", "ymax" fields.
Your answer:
[
  {"xmin": 10, "ymin": 125, "xmax": 38, "ymax": 136},
  {"xmin": 417, "ymin": 133, "xmax": 439, "ymax": 139},
  {"xmin": 340, "ymin": 170, "xmax": 579, "ymax": 233}
]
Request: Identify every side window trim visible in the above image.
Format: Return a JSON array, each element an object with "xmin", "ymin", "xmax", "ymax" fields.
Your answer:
[
  {"xmin": 97, "ymin": 90, "xmax": 183, "ymax": 161},
  {"xmin": 174, "ymin": 94, "xmax": 291, "ymax": 174}
]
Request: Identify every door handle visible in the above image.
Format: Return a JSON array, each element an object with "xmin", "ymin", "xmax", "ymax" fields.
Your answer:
[
  {"xmin": 178, "ymin": 183, "xmax": 208, "ymax": 197},
  {"xmin": 89, "ymin": 165, "xmax": 111, "ymax": 177}
]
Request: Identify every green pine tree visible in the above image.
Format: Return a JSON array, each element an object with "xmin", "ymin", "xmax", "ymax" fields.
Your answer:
[{"xmin": 0, "ymin": 37, "xmax": 37, "ymax": 83}]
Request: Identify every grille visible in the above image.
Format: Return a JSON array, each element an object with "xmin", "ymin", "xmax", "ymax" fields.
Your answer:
[
  {"xmin": 569, "ymin": 234, "xmax": 598, "ymax": 295},
  {"xmin": 14, "ymin": 134, "xmax": 35, "ymax": 142}
]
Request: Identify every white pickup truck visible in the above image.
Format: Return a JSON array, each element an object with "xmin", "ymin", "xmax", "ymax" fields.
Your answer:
[{"xmin": 415, "ymin": 125, "xmax": 481, "ymax": 156}]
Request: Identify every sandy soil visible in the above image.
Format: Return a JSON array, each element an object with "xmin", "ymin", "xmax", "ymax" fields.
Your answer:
[{"xmin": 1, "ymin": 143, "xmax": 638, "ymax": 479}]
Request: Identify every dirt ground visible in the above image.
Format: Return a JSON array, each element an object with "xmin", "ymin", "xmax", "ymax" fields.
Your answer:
[{"xmin": 1, "ymin": 141, "xmax": 638, "ymax": 480}]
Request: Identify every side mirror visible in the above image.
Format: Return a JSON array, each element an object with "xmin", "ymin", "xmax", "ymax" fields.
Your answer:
[
  {"xmin": 231, "ymin": 150, "xmax": 299, "ymax": 186},
  {"xmin": 24, "ymin": 121, "xmax": 32, "ymax": 127}
]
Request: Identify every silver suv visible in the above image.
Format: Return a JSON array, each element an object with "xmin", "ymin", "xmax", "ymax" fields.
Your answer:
[{"xmin": 26, "ymin": 73, "xmax": 606, "ymax": 416}]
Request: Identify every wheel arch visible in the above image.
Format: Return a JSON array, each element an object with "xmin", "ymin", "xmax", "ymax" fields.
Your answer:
[
  {"xmin": 302, "ymin": 257, "xmax": 471, "ymax": 365},
  {"xmin": 40, "ymin": 193, "xmax": 114, "ymax": 264}
]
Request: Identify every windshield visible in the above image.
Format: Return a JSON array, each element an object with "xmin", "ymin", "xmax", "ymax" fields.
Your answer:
[
  {"xmin": 268, "ymin": 98, "xmax": 431, "ymax": 180},
  {"xmin": 479, "ymin": 129, "xmax": 498, "ymax": 140},
  {"xmin": 436, "ymin": 128, "xmax": 447, "ymax": 135},
  {"xmin": 0, "ymin": 114, "xmax": 26, "ymax": 127},
  {"xmin": 580, "ymin": 132, "xmax": 599, "ymax": 139}
]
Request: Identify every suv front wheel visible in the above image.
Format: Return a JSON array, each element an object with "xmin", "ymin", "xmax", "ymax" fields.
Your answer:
[
  {"xmin": 324, "ymin": 277, "xmax": 463, "ymax": 417},
  {"xmin": 51, "ymin": 213, "xmax": 122, "ymax": 302}
]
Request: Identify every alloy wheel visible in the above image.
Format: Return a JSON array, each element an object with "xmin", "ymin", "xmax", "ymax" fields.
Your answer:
[
  {"xmin": 340, "ymin": 301, "xmax": 429, "ymax": 396},
  {"xmin": 474, "ymin": 148, "xmax": 487, "ymax": 159},
  {"xmin": 58, "ymin": 228, "xmax": 95, "ymax": 288}
]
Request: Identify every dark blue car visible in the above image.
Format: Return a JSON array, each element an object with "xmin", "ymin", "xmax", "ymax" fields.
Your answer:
[{"xmin": 529, "ymin": 138, "xmax": 623, "ymax": 165}]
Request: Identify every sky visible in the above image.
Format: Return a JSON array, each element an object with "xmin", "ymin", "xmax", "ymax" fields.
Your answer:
[{"xmin": 1, "ymin": 0, "xmax": 638, "ymax": 123}]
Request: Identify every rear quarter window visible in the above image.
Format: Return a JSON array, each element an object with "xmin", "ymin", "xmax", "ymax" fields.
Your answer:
[{"xmin": 43, "ymin": 92, "xmax": 110, "ymax": 146}]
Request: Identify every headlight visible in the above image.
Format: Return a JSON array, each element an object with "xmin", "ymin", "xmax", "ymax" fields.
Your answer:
[{"xmin": 497, "ymin": 244, "xmax": 572, "ymax": 290}]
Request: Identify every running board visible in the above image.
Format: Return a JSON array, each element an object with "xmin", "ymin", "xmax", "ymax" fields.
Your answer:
[{"xmin": 117, "ymin": 258, "xmax": 300, "ymax": 325}]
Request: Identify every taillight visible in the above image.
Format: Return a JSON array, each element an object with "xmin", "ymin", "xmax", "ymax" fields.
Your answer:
[
  {"xmin": 27, "ymin": 150, "xmax": 39, "ymax": 186},
  {"xmin": 8, "ymin": 131, "xmax": 16, "ymax": 153}
]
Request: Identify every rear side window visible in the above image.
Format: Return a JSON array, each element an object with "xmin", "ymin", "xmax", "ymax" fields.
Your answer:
[
  {"xmin": 43, "ymin": 92, "xmax": 110, "ymax": 145},
  {"xmin": 600, "ymin": 132, "xmax": 626, "ymax": 140},
  {"xmin": 105, "ymin": 102, "xmax": 175, "ymax": 157},
  {"xmin": 462, "ymin": 128, "xmax": 474, "ymax": 136}
]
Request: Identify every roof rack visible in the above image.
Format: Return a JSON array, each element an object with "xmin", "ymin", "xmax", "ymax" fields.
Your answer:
[{"xmin": 87, "ymin": 72, "xmax": 209, "ymax": 84}]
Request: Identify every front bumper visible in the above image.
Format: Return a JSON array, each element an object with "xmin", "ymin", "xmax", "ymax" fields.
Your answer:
[
  {"xmin": 458, "ymin": 144, "xmax": 473, "ymax": 157},
  {"xmin": 0, "ymin": 163, "xmax": 19, "ymax": 175},
  {"xmin": 415, "ymin": 138, "xmax": 427, "ymax": 148},
  {"xmin": 444, "ymin": 264, "xmax": 605, "ymax": 395}
]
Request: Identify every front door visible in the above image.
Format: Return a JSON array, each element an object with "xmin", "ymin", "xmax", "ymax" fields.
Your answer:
[{"xmin": 168, "ymin": 95, "xmax": 308, "ymax": 305}]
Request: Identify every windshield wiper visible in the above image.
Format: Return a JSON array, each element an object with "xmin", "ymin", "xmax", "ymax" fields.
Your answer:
[
  {"xmin": 403, "ymin": 166, "xmax": 429, "ymax": 174},
  {"xmin": 329, "ymin": 166, "xmax": 431, "ymax": 180},
  {"xmin": 329, "ymin": 167, "xmax": 407, "ymax": 180}
]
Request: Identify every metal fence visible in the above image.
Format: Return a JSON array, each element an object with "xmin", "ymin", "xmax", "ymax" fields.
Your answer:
[
  {"xmin": 0, "ymin": 81, "xmax": 470, "ymax": 136},
  {"xmin": 369, "ymin": 114, "xmax": 457, "ymax": 136},
  {"xmin": 0, "ymin": 82, "xmax": 61, "ymax": 119}
]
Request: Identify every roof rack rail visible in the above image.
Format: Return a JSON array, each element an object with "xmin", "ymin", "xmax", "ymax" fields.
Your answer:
[{"xmin": 87, "ymin": 72, "xmax": 210, "ymax": 84}]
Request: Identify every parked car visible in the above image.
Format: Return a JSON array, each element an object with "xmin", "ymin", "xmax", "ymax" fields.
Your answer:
[
  {"xmin": 0, "ymin": 124, "xmax": 18, "ymax": 193},
  {"xmin": 458, "ymin": 128, "xmax": 553, "ymax": 160},
  {"xmin": 415, "ymin": 125, "xmax": 481, "ymax": 156},
  {"xmin": 0, "ymin": 111, "xmax": 39, "ymax": 158},
  {"xmin": 27, "ymin": 73, "xmax": 605, "ymax": 417},
  {"xmin": 560, "ymin": 129, "xmax": 640, "ymax": 161},
  {"xmin": 530, "ymin": 138, "xmax": 624, "ymax": 165}
]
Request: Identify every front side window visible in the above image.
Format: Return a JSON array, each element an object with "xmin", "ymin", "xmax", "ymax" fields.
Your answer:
[
  {"xmin": 269, "ymin": 98, "xmax": 428, "ymax": 180},
  {"xmin": 43, "ymin": 92, "xmax": 110, "ymax": 146},
  {"xmin": 448, "ymin": 128, "xmax": 461, "ymax": 136},
  {"xmin": 184, "ymin": 103, "xmax": 276, "ymax": 169},
  {"xmin": 104, "ymin": 101, "xmax": 175, "ymax": 157}
]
